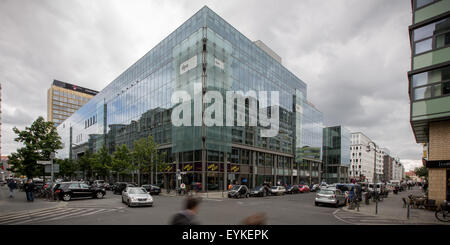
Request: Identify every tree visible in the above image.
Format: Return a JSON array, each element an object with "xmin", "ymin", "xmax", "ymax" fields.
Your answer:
[
  {"xmin": 78, "ymin": 150, "xmax": 95, "ymax": 180},
  {"xmin": 92, "ymin": 145, "xmax": 112, "ymax": 181},
  {"xmin": 414, "ymin": 166, "xmax": 428, "ymax": 180},
  {"xmin": 111, "ymin": 144, "xmax": 132, "ymax": 182},
  {"xmin": 57, "ymin": 158, "xmax": 78, "ymax": 180},
  {"xmin": 8, "ymin": 117, "xmax": 62, "ymax": 179},
  {"xmin": 132, "ymin": 135, "xmax": 158, "ymax": 185}
]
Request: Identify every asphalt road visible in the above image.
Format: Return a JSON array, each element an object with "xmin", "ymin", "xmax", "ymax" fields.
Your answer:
[{"xmin": 0, "ymin": 188, "xmax": 348, "ymax": 225}]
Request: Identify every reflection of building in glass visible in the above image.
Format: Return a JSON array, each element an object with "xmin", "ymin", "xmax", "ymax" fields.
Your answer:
[
  {"xmin": 408, "ymin": 0, "xmax": 450, "ymax": 205},
  {"xmin": 57, "ymin": 6, "xmax": 325, "ymax": 190},
  {"xmin": 295, "ymin": 101, "xmax": 323, "ymax": 185},
  {"xmin": 322, "ymin": 126, "xmax": 350, "ymax": 184}
]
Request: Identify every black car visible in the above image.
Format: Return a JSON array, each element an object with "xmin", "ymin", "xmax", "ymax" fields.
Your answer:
[
  {"xmin": 141, "ymin": 184, "xmax": 161, "ymax": 195},
  {"xmin": 250, "ymin": 186, "xmax": 269, "ymax": 197},
  {"xmin": 54, "ymin": 182, "xmax": 106, "ymax": 201},
  {"xmin": 228, "ymin": 185, "xmax": 249, "ymax": 198},
  {"xmin": 286, "ymin": 185, "xmax": 300, "ymax": 194},
  {"xmin": 113, "ymin": 182, "xmax": 136, "ymax": 195}
]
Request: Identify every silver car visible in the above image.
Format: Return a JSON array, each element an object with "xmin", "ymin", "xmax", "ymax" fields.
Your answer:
[
  {"xmin": 122, "ymin": 187, "xmax": 154, "ymax": 207},
  {"xmin": 314, "ymin": 188, "xmax": 346, "ymax": 207}
]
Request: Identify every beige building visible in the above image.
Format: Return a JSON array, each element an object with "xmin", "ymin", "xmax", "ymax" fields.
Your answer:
[{"xmin": 47, "ymin": 80, "xmax": 98, "ymax": 126}]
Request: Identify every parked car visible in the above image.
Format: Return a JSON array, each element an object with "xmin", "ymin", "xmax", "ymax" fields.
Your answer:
[
  {"xmin": 54, "ymin": 182, "xmax": 106, "ymax": 201},
  {"xmin": 270, "ymin": 186, "xmax": 286, "ymax": 196},
  {"xmin": 286, "ymin": 185, "xmax": 300, "ymax": 194},
  {"xmin": 310, "ymin": 184, "xmax": 320, "ymax": 192},
  {"xmin": 141, "ymin": 184, "xmax": 161, "ymax": 195},
  {"xmin": 228, "ymin": 185, "xmax": 249, "ymax": 198},
  {"xmin": 92, "ymin": 180, "xmax": 106, "ymax": 188},
  {"xmin": 113, "ymin": 182, "xmax": 136, "ymax": 195},
  {"xmin": 250, "ymin": 186, "xmax": 269, "ymax": 197},
  {"xmin": 299, "ymin": 185, "xmax": 310, "ymax": 193},
  {"xmin": 121, "ymin": 187, "xmax": 153, "ymax": 207},
  {"xmin": 314, "ymin": 188, "xmax": 346, "ymax": 207}
]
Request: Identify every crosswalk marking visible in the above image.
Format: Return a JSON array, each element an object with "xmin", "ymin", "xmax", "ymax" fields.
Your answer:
[{"xmin": 0, "ymin": 207, "xmax": 122, "ymax": 225}]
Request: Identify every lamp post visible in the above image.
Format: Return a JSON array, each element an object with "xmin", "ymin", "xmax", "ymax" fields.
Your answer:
[{"xmin": 366, "ymin": 141, "xmax": 378, "ymax": 215}]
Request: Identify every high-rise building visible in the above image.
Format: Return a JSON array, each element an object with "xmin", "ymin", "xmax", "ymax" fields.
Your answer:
[
  {"xmin": 47, "ymin": 80, "xmax": 99, "ymax": 127},
  {"xmin": 408, "ymin": 0, "xmax": 450, "ymax": 204},
  {"xmin": 56, "ymin": 6, "xmax": 324, "ymax": 190},
  {"xmin": 322, "ymin": 126, "xmax": 351, "ymax": 184}
]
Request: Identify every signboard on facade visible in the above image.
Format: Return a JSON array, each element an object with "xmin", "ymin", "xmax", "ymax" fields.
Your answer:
[
  {"xmin": 292, "ymin": 169, "xmax": 297, "ymax": 176},
  {"xmin": 295, "ymin": 104, "xmax": 303, "ymax": 113},
  {"xmin": 45, "ymin": 164, "xmax": 59, "ymax": 173},
  {"xmin": 214, "ymin": 58, "xmax": 224, "ymax": 70},
  {"xmin": 207, "ymin": 163, "xmax": 219, "ymax": 171},
  {"xmin": 183, "ymin": 163, "xmax": 193, "ymax": 171},
  {"xmin": 180, "ymin": 55, "xmax": 197, "ymax": 75},
  {"xmin": 424, "ymin": 159, "xmax": 450, "ymax": 168}
]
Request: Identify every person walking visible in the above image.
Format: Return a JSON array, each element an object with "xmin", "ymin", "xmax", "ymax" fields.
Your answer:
[
  {"xmin": 8, "ymin": 179, "xmax": 17, "ymax": 198},
  {"xmin": 169, "ymin": 196, "xmax": 202, "ymax": 225},
  {"xmin": 24, "ymin": 179, "xmax": 35, "ymax": 202}
]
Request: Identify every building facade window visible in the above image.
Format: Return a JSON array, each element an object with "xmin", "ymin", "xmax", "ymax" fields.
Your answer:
[
  {"xmin": 412, "ymin": 65, "xmax": 450, "ymax": 100},
  {"xmin": 413, "ymin": 18, "xmax": 450, "ymax": 55}
]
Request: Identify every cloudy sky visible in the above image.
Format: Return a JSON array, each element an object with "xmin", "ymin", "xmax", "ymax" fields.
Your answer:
[{"xmin": 0, "ymin": 0, "xmax": 422, "ymax": 171}]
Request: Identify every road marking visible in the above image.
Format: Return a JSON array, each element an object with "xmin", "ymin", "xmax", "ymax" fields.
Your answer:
[
  {"xmin": 11, "ymin": 208, "xmax": 84, "ymax": 224},
  {"xmin": 0, "ymin": 208, "xmax": 73, "ymax": 223}
]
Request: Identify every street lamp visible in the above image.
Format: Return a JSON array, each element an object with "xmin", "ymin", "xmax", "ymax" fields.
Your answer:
[{"xmin": 366, "ymin": 141, "xmax": 378, "ymax": 215}]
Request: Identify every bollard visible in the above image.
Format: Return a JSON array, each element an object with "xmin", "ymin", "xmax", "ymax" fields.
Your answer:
[
  {"xmin": 357, "ymin": 201, "xmax": 360, "ymax": 212},
  {"xmin": 375, "ymin": 199, "xmax": 378, "ymax": 215},
  {"xmin": 407, "ymin": 203, "xmax": 410, "ymax": 219}
]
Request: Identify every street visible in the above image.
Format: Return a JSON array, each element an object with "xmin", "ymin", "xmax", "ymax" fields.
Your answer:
[{"xmin": 0, "ymin": 186, "xmax": 347, "ymax": 225}]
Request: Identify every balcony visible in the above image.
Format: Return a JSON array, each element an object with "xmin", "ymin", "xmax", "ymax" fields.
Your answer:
[{"xmin": 414, "ymin": 0, "xmax": 450, "ymax": 24}]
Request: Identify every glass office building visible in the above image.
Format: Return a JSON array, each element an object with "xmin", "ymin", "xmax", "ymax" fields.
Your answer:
[
  {"xmin": 322, "ymin": 126, "xmax": 350, "ymax": 184},
  {"xmin": 57, "ymin": 6, "xmax": 324, "ymax": 190}
]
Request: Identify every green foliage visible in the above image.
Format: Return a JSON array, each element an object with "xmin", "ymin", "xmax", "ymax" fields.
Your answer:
[
  {"xmin": 8, "ymin": 117, "xmax": 62, "ymax": 178},
  {"xmin": 92, "ymin": 145, "xmax": 112, "ymax": 177},
  {"xmin": 78, "ymin": 150, "xmax": 95, "ymax": 179},
  {"xmin": 57, "ymin": 158, "xmax": 78, "ymax": 179},
  {"xmin": 111, "ymin": 144, "xmax": 132, "ymax": 175},
  {"xmin": 132, "ymin": 135, "xmax": 158, "ymax": 174},
  {"xmin": 414, "ymin": 166, "xmax": 428, "ymax": 179}
]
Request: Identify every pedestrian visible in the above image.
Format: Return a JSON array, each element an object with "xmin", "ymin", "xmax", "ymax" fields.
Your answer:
[
  {"xmin": 169, "ymin": 196, "xmax": 202, "ymax": 225},
  {"xmin": 241, "ymin": 212, "xmax": 267, "ymax": 225},
  {"xmin": 8, "ymin": 179, "xmax": 17, "ymax": 198},
  {"xmin": 24, "ymin": 179, "xmax": 35, "ymax": 202}
]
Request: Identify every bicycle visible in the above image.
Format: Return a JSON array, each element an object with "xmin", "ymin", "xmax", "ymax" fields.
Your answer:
[{"xmin": 435, "ymin": 200, "xmax": 449, "ymax": 222}]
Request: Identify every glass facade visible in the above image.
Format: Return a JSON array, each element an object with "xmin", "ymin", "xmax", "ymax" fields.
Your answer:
[
  {"xmin": 322, "ymin": 126, "xmax": 350, "ymax": 184},
  {"xmin": 57, "ymin": 6, "xmax": 320, "ymax": 190}
]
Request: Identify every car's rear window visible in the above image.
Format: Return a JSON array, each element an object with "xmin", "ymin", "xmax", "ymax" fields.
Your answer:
[{"xmin": 318, "ymin": 190, "xmax": 334, "ymax": 195}]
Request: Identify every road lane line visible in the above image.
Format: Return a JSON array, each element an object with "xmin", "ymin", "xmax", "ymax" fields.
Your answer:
[
  {"xmin": 10, "ymin": 208, "xmax": 84, "ymax": 225},
  {"xmin": 0, "ymin": 208, "xmax": 72, "ymax": 223}
]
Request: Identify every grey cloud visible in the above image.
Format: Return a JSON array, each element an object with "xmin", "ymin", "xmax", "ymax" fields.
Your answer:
[{"xmin": 0, "ymin": 0, "xmax": 422, "ymax": 162}]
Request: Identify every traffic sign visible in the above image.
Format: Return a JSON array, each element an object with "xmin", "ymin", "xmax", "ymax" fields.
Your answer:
[
  {"xmin": 37, "ymin": 161, "xmax": 51, "ymax": 165},
  {"xmin": 45, "ymin": 164, "xmax": 59, "ymax": 173}
]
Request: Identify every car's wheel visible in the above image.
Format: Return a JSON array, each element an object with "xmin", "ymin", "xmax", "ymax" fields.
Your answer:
[
  {"xmin": 62, "ymin": 193, "xmax": 71, "ymax": 201},
  {"xmin": 315, "ymin": 202, "xmax": 319, "ymax": 206},
  {"xmin": 96, "ymin": 192, "xmax": 104, "ymax": 199}
]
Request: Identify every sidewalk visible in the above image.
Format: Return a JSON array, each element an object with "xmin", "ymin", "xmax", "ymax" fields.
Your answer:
[
  {"xmin": 0, "ymin": 186, "xmax": 65, "ymax": 214},
  {"xmin": 160, "ymin": 189, "xmax": 227, "ymax": 199},
  {"xmin": 342, "ymin": 187, "xmax": 448, "ymax": 225}
]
